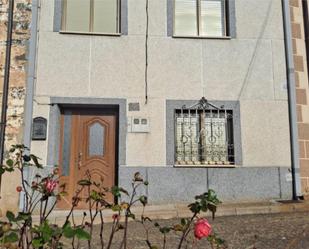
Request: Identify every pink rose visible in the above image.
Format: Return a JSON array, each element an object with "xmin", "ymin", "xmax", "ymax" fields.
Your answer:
[
  {"xmin": 194, "ymin": 218, "xmax": 212, "ymax": 240},
  {"xmin": 45, "ymin": 179, "xmax": 58, "ymax": 193}
]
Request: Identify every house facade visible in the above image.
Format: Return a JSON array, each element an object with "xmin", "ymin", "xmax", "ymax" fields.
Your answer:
[{"xmin": 20, "ymin": 0, "xmax": 296, "ymax": 207}]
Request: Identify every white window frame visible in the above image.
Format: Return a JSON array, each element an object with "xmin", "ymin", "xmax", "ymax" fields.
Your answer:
[
  {"xmin": 60, "ymin": 0, "xmax": 121, "ymax": 36},
  {"xmin": 173, "ymin": 0, "xmax": 229, "ymax": 38}
]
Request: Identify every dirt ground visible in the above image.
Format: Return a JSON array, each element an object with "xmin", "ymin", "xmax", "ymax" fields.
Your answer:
[{"xmin": 64, "ymin": 211, "xmax": 309, "ymax": 249}]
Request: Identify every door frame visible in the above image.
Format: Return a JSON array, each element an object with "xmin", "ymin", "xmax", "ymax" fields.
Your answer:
[
  {"xmin": 58, "ymin": 106, "xmax": 119, "ymax": 205},
  {"xmin": 46, "ymin": 99, "xmax": 126, "ymax": 206}
]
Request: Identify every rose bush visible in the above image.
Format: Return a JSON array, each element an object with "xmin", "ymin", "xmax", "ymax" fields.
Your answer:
[{"xmin": 0, "ymin": 144, "xmax": 225, "ymax": 249}]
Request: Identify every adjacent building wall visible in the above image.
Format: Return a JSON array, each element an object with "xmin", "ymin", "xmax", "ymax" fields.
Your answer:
[
  {"xmin": 290, "ymin": 0, "xmax": 309, "ymax": 197},
  {"xmin": 0, "ymin": 0, "xmax": 31, "ymax": 213}
]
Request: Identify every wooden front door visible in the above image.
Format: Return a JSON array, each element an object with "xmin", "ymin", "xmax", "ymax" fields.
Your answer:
[{"xmin": 58, "ymin": 108, "xmax": 116, "ymax": 209}]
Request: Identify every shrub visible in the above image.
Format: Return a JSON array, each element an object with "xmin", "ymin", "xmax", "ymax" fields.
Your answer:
[{"xmin": 0, "ymin": 145, "xmax": 224, "ymax": 249}]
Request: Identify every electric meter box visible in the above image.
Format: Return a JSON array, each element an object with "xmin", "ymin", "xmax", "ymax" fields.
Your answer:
[{"xmin": 128, "ymin": 117, "xmax": 150, "ymax": 133}]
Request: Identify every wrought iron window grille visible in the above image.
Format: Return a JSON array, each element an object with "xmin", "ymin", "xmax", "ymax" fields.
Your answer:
[{"xmin": 175, "ymin": 97, "xmax": 234, "ymax": 166}]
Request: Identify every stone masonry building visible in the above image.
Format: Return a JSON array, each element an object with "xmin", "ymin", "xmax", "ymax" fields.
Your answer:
[
  {"xmin": 290, "ymin": 0, "xmax": 309, "ymax": 198},
  {"xmin": 0, "ymin": 0, "xmax": 31, "ymax": 212}
]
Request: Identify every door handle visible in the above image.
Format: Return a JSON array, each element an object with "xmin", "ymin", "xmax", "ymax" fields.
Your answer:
[{"xmin": 77, "ymin": 152, "xmax": 83, "ymax": 170}]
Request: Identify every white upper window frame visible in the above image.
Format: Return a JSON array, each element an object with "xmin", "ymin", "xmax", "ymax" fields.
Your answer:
[
  {"xmin": 60, "ymin": 0, "xmax": 121, "ymax": 36},
  {"xmin": 173, "ymin": 0, "xmax": 229, "ymax": 38}
]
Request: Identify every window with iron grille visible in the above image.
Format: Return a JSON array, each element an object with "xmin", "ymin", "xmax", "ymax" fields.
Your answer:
[{"xmin": 175, "ymin": 108, "xmax": 234, "ymax": 165}]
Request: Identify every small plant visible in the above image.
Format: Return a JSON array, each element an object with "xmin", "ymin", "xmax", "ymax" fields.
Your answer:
[
  {"xmin": 0, "ymin": 145, "xmax": 224, "ymax": 249},
  {"xmin": 0, "ymin": 145, "xmax": 90, "ymax": 249},
  {"xmin": 139, "ymin": 189, "xmax": 224, "ymax": 249}
]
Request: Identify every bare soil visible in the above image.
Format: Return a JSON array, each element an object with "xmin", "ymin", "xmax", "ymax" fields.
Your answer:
[{"xmin": 64, "ymin": 211, "xmax": 309, "ymax": 249}]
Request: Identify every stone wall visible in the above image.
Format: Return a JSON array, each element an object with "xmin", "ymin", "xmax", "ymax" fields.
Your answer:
[
  {"xmin": 119, "ymin": 166, "xmax": 292, "ymax": 204},
  {"xmin": 290, "ymin": 0, "xmax": 309, "ymax": 196},
  {"xmin": 0, "ymin": 0, "xmax": 31, "ymax": 212}
]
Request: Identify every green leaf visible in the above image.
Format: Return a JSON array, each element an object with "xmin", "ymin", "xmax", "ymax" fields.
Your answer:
[
  {"xmin": 188, "ymin": 202, "xmax": 201, "ymax": 214},
  {"xmin": 75, "ymin": 228, "xmax": 91, "ymax": 240},
  {"xmin": 139, "ymin": 196, "xmax": 148, "ymax": 206},
  {"xmin": 42, "ymin": 226, "xmax": 53, "ymax": 242},
  {"xmin": 111, "ymin": 186, "xmax": 121, "ymax": 197},
  {"xmin": 127, "ymin": 212, "xmax": 135, "ymax": 220},
  {"xmin": 201, "ymin": 199, "xmax": 208, "ymax": 212},
  {"xmin": 111, "ymin": 205, "xmax": 121, "ymax": 212},
  {"xmin": 22, "ymin": 155, "xmax": 31, "ymax": 162},
  {"xmin": 119, "ymin": 187, "xmax": 129, "ymax": 196},
  {"xmin": 63, "ymin": 224, "xmax": 75, "ymax": 239},
  {"xmin": 3, "ymin": 232, "xmax": 18, "ymax": 243},
  {"xmin": 207, "ymin": 203, "xmax": 217, "ymax": 219},
  {"xmin": 5, "ymin": 167, "xmax": 14, "ymax": 172},
  {"xmin": 181, "ymin": 218, "xmax": 187, "ymax": 226},
  {"xmin": 207, "ymin": 234, "xmax": 225, "ymax": 245},
  {"xmin": 90, "ymin": 190, "xmax": 100, "ymax": 201},
  {"xmin": 0, "ymin": 167, "xmax": 5, "ymax": 175},
  {"xmin": 30, "ymin": 154, "xmax": 43, "ymax": 168},
  {"xmin": 159, "ymin": 227, "xmax": 171, "ymax": 234},
  {"xmin": 77, "ymin": 179, "xmax": 92, "ymax": 186},
  {"xmin": 6, "ymin": 159, "xmax": 13, "ymax": 167},
  {"xmin": 173, "ymin": 224, "xmax": 183, "ymax": 231},
  {"xmin": 216, "ymin": 237, "xmax": 225, "ymax": 245},
  {"xmin": 62, "ymin": 221, "xmax": 71, "ymax": 229},
  {"xmin": 6, "ymin": 211, "xmax": 15, "ymax": 222},
  {"xmin": 32, "ymin": 238, "xmax": 43, "ymax": 248},
  {"xmin": 207, "ymin": 189, "xmax": 220, "ymax": 204},
  {"xmin": 16, "ymin": 212, "xmax": 31, "ymax": 222}
]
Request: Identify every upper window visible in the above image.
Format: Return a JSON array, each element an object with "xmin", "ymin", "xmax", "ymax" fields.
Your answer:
[
  {"xmin": 61, "ymin": 0, "xmax": 120, "ymax": 34},
  {"xmin": 174, "ymin": 0, "xmax": 227, "ymax": 37}
]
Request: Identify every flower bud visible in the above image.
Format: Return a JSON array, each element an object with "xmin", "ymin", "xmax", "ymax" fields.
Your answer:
[
  {"xmin": 121, "ymin": 202, "xmax": 129, "ymax": 210},
  {"xmin": 16, "ymin": 186, "xmax": 22, "ymax": 192}
]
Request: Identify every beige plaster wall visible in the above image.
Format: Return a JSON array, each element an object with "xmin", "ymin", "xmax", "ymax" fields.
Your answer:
[
  {"xmin": 31, "ymin": 0, "xmax": 291, "ymax": 168},
  {"xmin": 30, "ymin": 96, "xmax": 51, "ymax": 166}
]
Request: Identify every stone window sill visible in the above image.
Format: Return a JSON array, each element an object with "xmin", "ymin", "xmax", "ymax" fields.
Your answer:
[
  {"xmin": 59, "ymin": 30, "xmax": 121, "ymax": 37},
  {"xmin": 172, "ymin": 35, "xmax": 231, "ymax": 40},
  {"xmin": 174, "ymin": 164, "xmax": 236, "ymax": 168}
]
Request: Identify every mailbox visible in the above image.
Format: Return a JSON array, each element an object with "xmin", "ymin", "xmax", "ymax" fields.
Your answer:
[{"xmin": 32, "ymin": 117, "xmax": 47, "ymax": 140}]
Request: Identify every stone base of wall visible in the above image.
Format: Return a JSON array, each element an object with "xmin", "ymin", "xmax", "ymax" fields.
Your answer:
[
  {"xmin": 119, "ymin": 167, "xmax": 293, "ymax": 204},
  {"xmin": 15, "ymin": 166, "xmax": 293, "ymax": 212}
]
